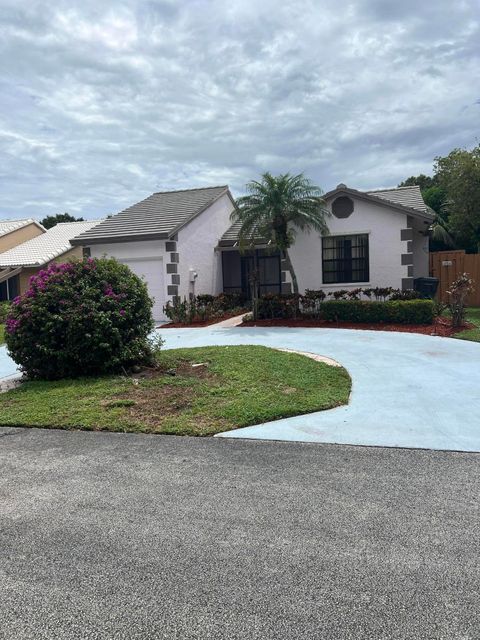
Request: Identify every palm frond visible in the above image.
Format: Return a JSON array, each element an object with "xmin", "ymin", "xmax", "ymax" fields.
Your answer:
[{"xmin": 233, "ymin": 172, "xmax": 330, "ymax": 251}]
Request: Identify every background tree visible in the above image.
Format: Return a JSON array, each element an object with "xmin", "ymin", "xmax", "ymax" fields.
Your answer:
[
  {"xmin": 434, "ymin": 145, "xmax": 480, "ymax": 253},
  {"xmin": 40, "ymin": 212, "xmax": 84, "ymax": 229},
  {"xmin": 399, "ymin": 174, "xmax": 437, "ymax": 192},
  {"xmin": 232, "ymin": 172, "xmax": 330, "ymax": 294}
]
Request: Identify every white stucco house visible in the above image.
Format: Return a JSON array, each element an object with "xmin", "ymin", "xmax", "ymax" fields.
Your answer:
[
  {"xmin": 71, "ymin": 186, "xmax": 236, "ymax": 319},
  {"xmin": 220, "ymin": 183, "xmax": 432, "ymax": 297},
  {"xmin": 71, "ymin": 183, "xmax": 432, "ymax": 320}
]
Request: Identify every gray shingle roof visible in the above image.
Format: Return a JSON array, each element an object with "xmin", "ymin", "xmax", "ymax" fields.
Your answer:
[
  {"xmin": 366, "ymin": 185, "xmax": 429, "ymax": 214},
  {"xmin": 71, "ymin": 186, "xmax": 230, "ymax": 245},
  {"xmin": 0, "ymin": 221, "xmax": 102, "ymax": 267}
]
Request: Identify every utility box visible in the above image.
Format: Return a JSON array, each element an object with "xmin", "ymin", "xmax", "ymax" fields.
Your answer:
[{"xmin": 414, "ymin": 277, "xmax": 439, "ymax": 297}]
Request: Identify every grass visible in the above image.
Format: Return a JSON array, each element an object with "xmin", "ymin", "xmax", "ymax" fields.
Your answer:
[
  {"xmin": 0, "ymin": 324, "xmax": 4, "ymax": 345},
  {"xmin": 0, "ymin": 345, "xmax": 351, "ymax": 436},
  {"xmin": 453, "ymin": 307, "xmax": 480, "ymax": 342}
]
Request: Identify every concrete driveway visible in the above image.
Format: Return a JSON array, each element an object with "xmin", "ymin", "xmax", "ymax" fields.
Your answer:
[
  {"xmin": 159, "ymin": 326, "xmax": 480, "ymax": 451},
  {"xmin": 2, "ymin": 326, "xmax": 480, "ymax": 450},
  {"xmin": 0, "ymin": 429, "xmax": 479, "ymax": 639}
]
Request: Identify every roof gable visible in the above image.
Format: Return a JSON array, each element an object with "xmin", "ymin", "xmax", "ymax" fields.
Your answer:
[
  {"xmin": 324, "ymin": 184, "xmax": 433, "ymax": 221},
  {"xmin": 71, "ymin": 186, "xmax": 231, "ymax": 246},
  {"xmin": 0, "ymin": 219, "xmax": 45, "ymax": 237}
]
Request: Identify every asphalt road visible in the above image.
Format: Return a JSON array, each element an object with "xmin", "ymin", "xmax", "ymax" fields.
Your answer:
[{"xmin": 0, "ymin": 428, "xmax": 479, "ymax": 639}]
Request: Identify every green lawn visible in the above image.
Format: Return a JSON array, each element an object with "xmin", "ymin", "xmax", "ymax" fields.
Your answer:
[
  {"xmin": 454, "ymin": 307, "xmax": 480, "ymax": 342},
  {"xmin": 0, "ymin": 324, "xmax": 4, "ymax": 345},
  {"xmin": 0, "ymin": 345, "xmax": 351, "ymax": 436}
]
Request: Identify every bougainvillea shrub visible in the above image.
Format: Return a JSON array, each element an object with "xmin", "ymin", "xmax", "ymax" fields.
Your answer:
[{"xmin": 5, "ymin": 258, "xmax": 154, "ymax": 379}]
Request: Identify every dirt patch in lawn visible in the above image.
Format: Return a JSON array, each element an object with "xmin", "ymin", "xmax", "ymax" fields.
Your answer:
[
  {"xmin": 107, "ymin": 361, "xmax": 222, "ymax": 431},
  {"xmin": 241, "ymin": 316, "xmax": 474, "ymax": 337}
]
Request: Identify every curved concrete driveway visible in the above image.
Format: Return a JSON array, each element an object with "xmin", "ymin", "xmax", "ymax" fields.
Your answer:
[
  {"xmin": 1, "ymin": 328, "xmax": 479, "ymax": 451},
  {"xmin": 159, "ymin": 327, "xmax": 480, "ymax": 451}
]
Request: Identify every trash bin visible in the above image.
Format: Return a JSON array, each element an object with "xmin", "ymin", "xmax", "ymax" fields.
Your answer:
[{"xmin": 414, "ymin": 277, "xmax": 439, "ymax": 297}]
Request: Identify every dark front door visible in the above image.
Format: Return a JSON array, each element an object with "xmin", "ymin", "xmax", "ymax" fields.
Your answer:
[
  {"xmin": 222, "ymin": 249, "xmax": 282, "ymax": 299},
  {"xmin": 240, "ymin": 255, "xmax": 255, "ymax": 298}
]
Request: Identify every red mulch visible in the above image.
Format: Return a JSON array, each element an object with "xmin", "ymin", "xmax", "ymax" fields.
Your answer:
[
  {"xmin": 160, "ymin": 311, "xmax": 244, "ymax": 329},
  {"xmin": 240, "ymin": 316, "xmax": 473, "ymax": 337}
]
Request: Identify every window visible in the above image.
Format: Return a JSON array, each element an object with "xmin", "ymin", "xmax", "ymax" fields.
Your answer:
[
  {"xmin": 0, "ymin": 275, "xmax": 20, "ymax": 301},
  {"xmin": 322, "ymin": 234, "xmax": 369, "ymax": 284}
]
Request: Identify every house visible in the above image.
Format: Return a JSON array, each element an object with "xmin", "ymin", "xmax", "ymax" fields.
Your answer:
[
  {"xmin": 219, "ymin": 184, "xmax": 433, "ymax": 297},
  {"xmin": 0, "ymin": 219, "xmax": 46, "ymax": 300},
  {"xmin": 70, "ymin": 183, "xmax": 432, "ymax": 320},
  {"xmin": 71, "ymin": 186, "xmax": 235, "ymax": 319},
  {"xmin": 0, "ymin": 220, "xmax": 101, "ymax": 300}
]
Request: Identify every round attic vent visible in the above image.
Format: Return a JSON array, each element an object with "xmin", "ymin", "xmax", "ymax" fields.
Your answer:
[
  {"xmin": 332, "ymin": 196, "xmax": 354, "ymax": 218},
  {"xmin": 336, "ymin": 183, "xmax": 347, "ymax": 189}
]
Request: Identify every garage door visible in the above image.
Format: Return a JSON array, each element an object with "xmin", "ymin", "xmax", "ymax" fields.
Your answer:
[{"xmin": 119, "ymin": 258, "xmax": 165, "ymax": 320}]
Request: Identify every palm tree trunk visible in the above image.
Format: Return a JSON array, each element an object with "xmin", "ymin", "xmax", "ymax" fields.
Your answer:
[{"xmin": 283, "ymin": 250, "xmax": 299, "ymax": 294}]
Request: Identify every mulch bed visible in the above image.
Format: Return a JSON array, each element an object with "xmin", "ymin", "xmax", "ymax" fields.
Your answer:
[{"xmin": 241, "ymin": 316, "xmax": 472, "ymax": 337}]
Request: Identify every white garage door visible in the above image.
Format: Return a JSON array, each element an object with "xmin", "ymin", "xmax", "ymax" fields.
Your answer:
[{"xmin": 119, "ymin": 258, "xmax": 165, "ymax": 321}]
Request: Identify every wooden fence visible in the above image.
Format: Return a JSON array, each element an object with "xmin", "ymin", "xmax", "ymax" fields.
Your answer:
[{"xmin": 429, "ymin": 250, "xmax": 480, "ymax": 306}]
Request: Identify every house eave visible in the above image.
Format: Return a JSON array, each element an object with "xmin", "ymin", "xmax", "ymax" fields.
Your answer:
[{"xmin": 70, "ymin": 232, "xmax": 170, "ymax": 246}]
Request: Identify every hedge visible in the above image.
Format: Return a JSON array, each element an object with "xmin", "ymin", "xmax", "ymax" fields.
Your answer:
[{"xmin": 321, "ymin": 299, "xmax": 434, "ymax": 325}]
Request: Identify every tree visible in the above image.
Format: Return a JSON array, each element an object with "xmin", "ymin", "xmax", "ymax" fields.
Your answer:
[
  {"xmin": 40, "ymin": 212, "xmax": 84, "ymax": 229},
  {"xmin": 232, "ymin": 172, "xmax": 330, "ymax": 294},
  {"xmin": 398, "ymin": 174, "xmax": 449, "ymax": 250},
  {"xmin": 399, "ymin": 174, "xmax": 437, "ymax": 192},
  {"xmin": 434, "ymin": 145, "xmax": 480, "ymax": 253}
]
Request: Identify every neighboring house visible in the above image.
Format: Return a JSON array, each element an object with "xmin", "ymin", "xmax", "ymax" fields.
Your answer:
[
  {"xmin": 71, "ymin": 186, "xmax": 235, "ymax": 319},
  {"xmin": 0, "ymin": 219, "xmax": 45, "ymax": 254},
  {"xmin": 219, "ymin": 184, "xmax": 433, "ymax": 297},
  {"xmin": 0, "ymin": 219, "xmax": 46, "ymax": 301},
  {"xmin": 0, "ymin": 221, "xmax": 101, "ymax": 300}
]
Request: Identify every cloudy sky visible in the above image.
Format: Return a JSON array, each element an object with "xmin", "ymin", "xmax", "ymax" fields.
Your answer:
[{"xmin": 0, "ymin": 0, "xmax": 478, "ymax": 220}]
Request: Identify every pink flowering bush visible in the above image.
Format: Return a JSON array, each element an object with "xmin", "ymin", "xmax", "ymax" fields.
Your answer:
[{"xmin": 5, "ymin": 258, "xmax": 154, "ymax": 379}]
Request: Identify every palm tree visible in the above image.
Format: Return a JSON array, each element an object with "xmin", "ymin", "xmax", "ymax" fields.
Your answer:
[
  {"xmin": 232, "ymin": 172, "xmax": 330, "ymax": 294},
  {"xmin": 430, "ymin": 207, "xmax": 455, "ymax": 248}
]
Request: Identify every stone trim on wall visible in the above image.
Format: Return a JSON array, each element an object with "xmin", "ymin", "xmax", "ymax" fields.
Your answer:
[
  {"xmin": 401, "ymin": 253, "xmax": 413, "ymax": 265},
  {"xmin": 400, "ymin": 228, "xmax": 413, "ymax": 241},
  {"xmin": 165, "ymin": 241, "xmax": 180, "ymax": 295},
  {"xmin": 402, "ymin": 278, "xmax": 414, "ymax": 291}
]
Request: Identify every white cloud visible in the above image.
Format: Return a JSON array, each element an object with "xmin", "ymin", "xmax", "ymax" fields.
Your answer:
[{"xmin": 0, "ymin": 0, "xmax": 478, "ymax": 219}]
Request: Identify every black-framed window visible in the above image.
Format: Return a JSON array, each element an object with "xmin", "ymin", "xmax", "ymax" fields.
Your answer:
[
  {"xmin": 0, "ymin": 275, "xmax": 19, "ymax": 301},
  {"xmin": 322, "ymin": 234, "xmax": 369, "ymax": 284}
]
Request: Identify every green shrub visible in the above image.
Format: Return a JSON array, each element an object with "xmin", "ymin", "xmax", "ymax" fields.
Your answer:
[
  {"xmin": 163, "ymin": 292, "xmax": 248, "ymax": 324},
  {"xmin": 5, "ymin": 258, "xmax": 155, "ymax": 379},
  {"xmin": 257, "ymin": 293, "xmax": 301, "ymax": 319},
  {"xmin": 301, "ymin": 290, "xmax": 326, "ymax": 317},
  {"xmin": 321, "ymin": 299, "xmax": 434, "ymax": 324},
  {"xmin": 0, "ymin": 301, "xmax": 10, "ymax": 323}
]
